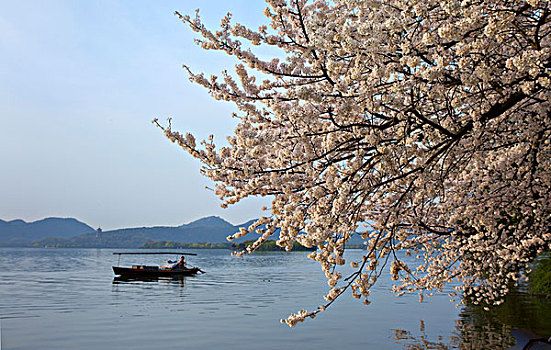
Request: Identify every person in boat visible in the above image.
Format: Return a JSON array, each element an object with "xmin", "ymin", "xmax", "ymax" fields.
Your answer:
[
  {"xmin": 173, "ymin": 256, "xmax": 186, "ymax": 269},
  {"xmin": 159, "ymin": 256, "xmax": 186, "ymax": 270}
]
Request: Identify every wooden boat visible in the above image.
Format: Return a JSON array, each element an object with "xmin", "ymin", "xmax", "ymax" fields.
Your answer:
[
  {"xmin": 112, "ymin": 265, "xmax": 202, "ymax": 277},
  {"xmin": 112, "ymin": 252, "xmax": 204, "ymax": 277}
]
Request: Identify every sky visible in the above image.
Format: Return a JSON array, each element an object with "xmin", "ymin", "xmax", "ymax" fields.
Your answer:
[{"xmin": 0, "ymin": 0, "xmax": 273, "ymax": 230}]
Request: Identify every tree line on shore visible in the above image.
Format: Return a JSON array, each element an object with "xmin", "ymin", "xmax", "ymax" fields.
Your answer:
[{"xmin": 141, "ymin": 239, "xmax": 319, "ymax": 251}]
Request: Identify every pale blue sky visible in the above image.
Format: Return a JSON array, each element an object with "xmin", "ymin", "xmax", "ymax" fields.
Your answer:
[{"xmin": 0, "ymin": 0, "xmax": 271, "ymax": 230}]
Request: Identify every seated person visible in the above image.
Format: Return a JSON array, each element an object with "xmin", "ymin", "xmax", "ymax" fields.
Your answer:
[
  {"xmin": 160, "ymin": 256, "xmax": 186, "ymax": 269},
  {"xmin": 171, "ymin": 256, "xmax": 186, "ymax": 269}
]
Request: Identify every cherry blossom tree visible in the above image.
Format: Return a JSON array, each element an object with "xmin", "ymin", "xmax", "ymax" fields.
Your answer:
[{"xmin": 155, "ymin": 0, "xmax": 551, "ymax": 326}]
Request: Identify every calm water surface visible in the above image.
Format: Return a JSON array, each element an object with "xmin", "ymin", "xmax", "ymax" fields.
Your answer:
[{"xmin": 0, "ymin": 248, "xmax": 549, "ymax": 349}]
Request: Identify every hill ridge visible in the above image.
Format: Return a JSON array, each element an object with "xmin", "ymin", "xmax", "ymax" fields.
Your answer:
[{"xmin": 0, "ymin": 216, "xmax": 370, "ymax": 248}]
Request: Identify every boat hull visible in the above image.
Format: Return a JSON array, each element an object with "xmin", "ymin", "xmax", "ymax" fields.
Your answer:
[{"xmin": 112, "ymin": 266, "xmax": 201, "ymax": 277}]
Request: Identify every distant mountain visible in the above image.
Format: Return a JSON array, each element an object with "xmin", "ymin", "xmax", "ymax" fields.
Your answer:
[
  {"xmin": 180, "ymin": 216, "xmax": 235, "ymax": 229},
  {"xmin": 3, "ymin": 219, "xmax": 26, "ymax": 225},
  {"xmin": 24, "ymin": 216, "xmax": 278, "ymax": 248},
  {"xmin": 99, "ymin": 216, "xmax": 249, "ymax": 246},
  {"xmin": 1, "ymin": 215, "xmax": 372, "ymax": 248},
  {"xmin": 235, "ymin": 219, "xmax": 259, "ymax": 229},
  {"xmin": 0, "ymin": 217, "xmax": 95, "ymax": 246}
]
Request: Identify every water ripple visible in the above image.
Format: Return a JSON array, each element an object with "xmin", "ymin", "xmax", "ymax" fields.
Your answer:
[{"xmin": 2, "ymin": 248, "xmax": 548, "ymax": 350}]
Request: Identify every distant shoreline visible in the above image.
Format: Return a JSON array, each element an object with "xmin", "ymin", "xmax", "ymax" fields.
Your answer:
[
  {"xmin": 1, "ymin": 215, "xmax": 370, "ymax": 249},
  {"xmin": 0, "ymin": 239, "xmax": 366, "ymax": 250}
]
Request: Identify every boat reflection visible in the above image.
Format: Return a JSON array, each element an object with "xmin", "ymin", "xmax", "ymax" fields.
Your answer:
[{"xmin": 112, "ymin": 275, "xmax": 188, "ymax": 286}]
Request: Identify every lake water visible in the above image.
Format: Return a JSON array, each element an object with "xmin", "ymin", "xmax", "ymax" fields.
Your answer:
[{"xmin": 0, "ymin": 248, "xmax": 549, "ymax": 349}]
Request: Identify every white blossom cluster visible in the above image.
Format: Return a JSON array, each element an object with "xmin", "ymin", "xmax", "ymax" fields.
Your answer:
[{"xmin": 155, "ymin": 0, "xmax": 551, "ymax": 326}]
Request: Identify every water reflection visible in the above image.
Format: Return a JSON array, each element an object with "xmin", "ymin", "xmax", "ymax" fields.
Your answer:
[
  {"xmin": 460, "ymin": 290, "xmax": 551, "ymax": 337},
  {"xmin": 113, "ymin": 275, "xmax": 187, "ymax": 285},
  {"xmin": 3, "ymin": 248, "xmax": 551, "ymax": 350},
  {"xmin": 394, "ymin": 320, "xmax": 514, "ymax": 349},
  {"xmin": 393, "ymin": 289, "xmax": 550, "ymax": 349}
]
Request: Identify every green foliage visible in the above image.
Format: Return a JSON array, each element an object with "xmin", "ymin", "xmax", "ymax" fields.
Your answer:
[
  {"xmin": 530, "ymin": 254, "xmax": 551, "ymax": 297},
  {"xmin": 29, "ymin": 236, "xmax": 318, "ymax": 251},
  {"xmin": 232, "ymin": 240, "xmax": 315, "ymax": 251},
  {"xmin": 140, "ymin": 240, "xmax": 231, "ymax": 249},
  {"xmin": 141, "ymin": 239, "xmax": 314, "ymax": 251}
]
